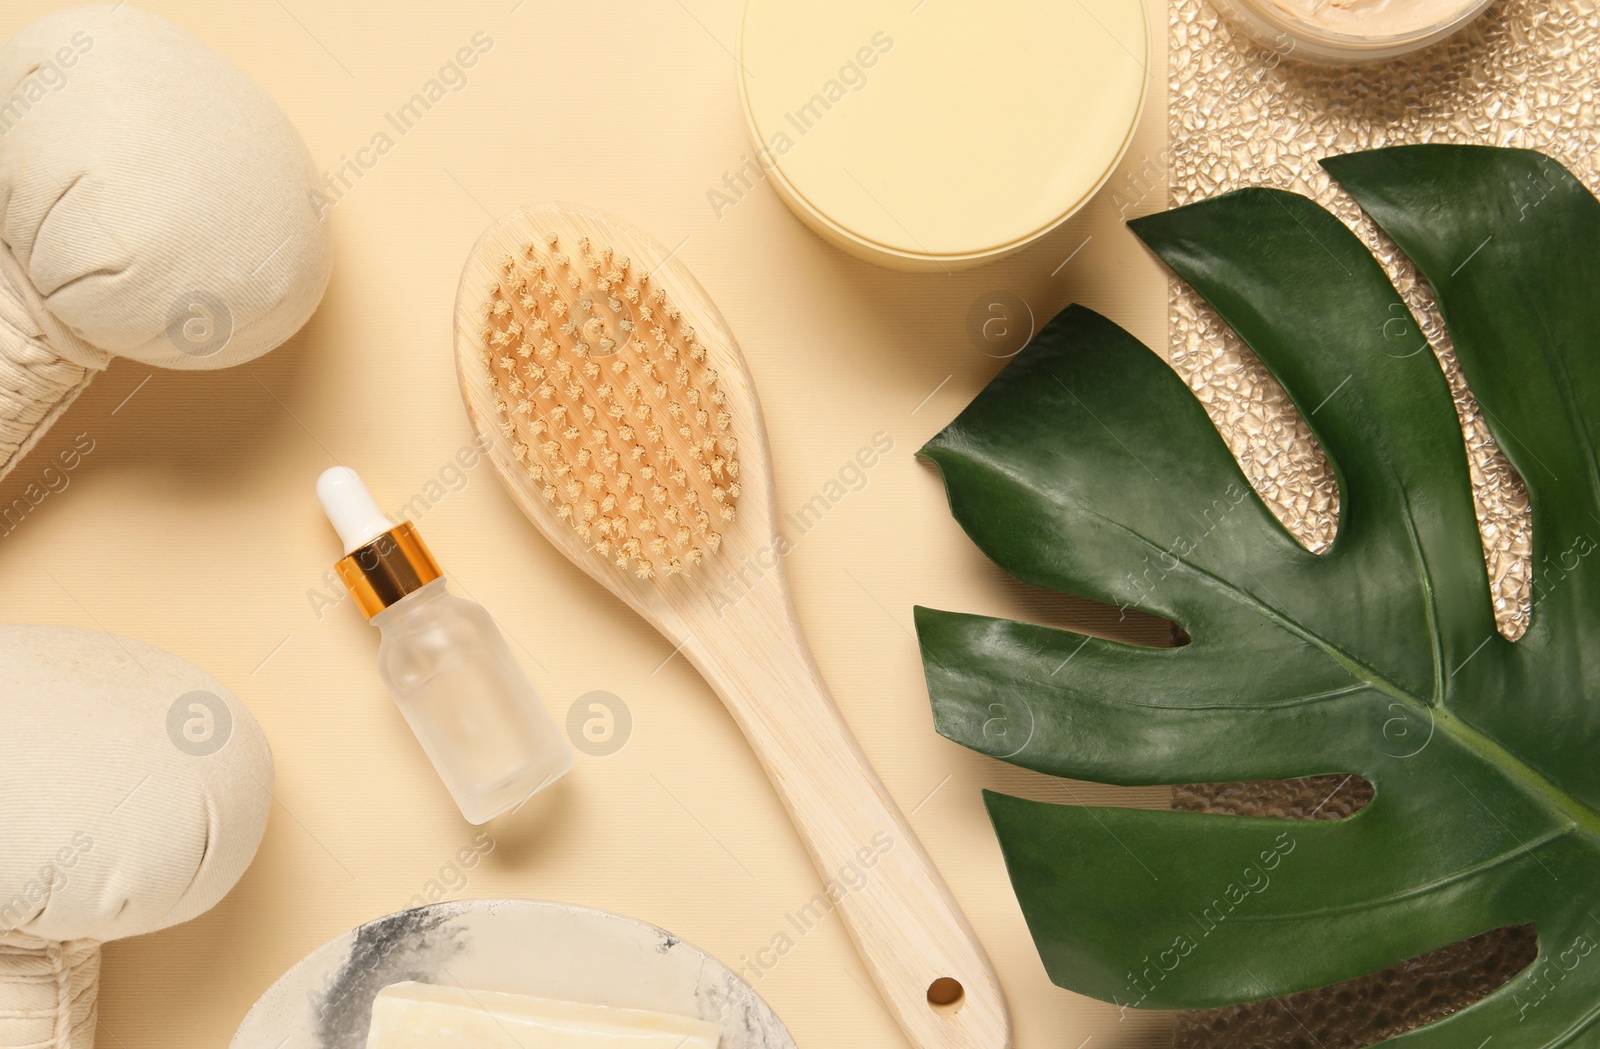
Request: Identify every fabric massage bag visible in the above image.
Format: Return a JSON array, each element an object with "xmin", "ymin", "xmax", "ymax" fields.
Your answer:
[
  {"xmin": 0, "ymin": 4, "xmax": 329, "ymax": 1047},
  {"xmin": 0, "ymin": 2, "xmax": 331, "ymax": 481}
]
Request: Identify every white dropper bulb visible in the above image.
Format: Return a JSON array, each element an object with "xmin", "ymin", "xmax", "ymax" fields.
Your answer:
[{"xmin": 317, "ymin": 467, "xmax": 396, "ymax": 554}]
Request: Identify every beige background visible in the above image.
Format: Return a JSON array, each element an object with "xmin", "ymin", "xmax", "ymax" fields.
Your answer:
[{"xmin": 0, "ymin": 1, "xmax": 1172, "ymax": 1046}]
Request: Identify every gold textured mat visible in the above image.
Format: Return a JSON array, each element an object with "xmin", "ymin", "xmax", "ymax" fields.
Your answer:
[{"xmin": 1165, "ymin": 0, "xmax": 1598, "ymax": 1040}]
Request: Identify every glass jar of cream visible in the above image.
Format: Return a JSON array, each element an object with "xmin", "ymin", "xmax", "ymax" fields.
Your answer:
[{"xmin": 1210, "ymin": 0, "xmax": 1495, "ymax": 63}]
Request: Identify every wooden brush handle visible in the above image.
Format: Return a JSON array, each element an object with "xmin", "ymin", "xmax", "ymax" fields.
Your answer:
[
  {"xmin": 684, "ymin": 588, "xmax": 1011, "ymax": 1049},
  {"xmin": 455, "ymin": 202, "xmax": 1007, "ymax": 1046}
]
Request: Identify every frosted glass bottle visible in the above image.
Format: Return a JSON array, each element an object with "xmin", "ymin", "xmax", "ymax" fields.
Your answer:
[
  {"xmin": 373, "ymin": 578, "xmax": 573, "ymax": 824},
  {"xmin": 318, "ymin": 466, "xmax": 572, "ymax": 824}
]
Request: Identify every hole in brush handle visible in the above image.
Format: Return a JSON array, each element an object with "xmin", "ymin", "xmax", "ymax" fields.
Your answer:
[{"xmin": 927, "ymin": 976, "xmax": 965, "ymax": 1011}]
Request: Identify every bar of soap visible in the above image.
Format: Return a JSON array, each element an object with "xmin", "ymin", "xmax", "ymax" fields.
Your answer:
[{"xmin": 365, "ymin": 981, "xmax": 721, "ymax": 1048}]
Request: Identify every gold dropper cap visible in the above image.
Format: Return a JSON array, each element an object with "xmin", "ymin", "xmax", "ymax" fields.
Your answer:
[{"xmin": 335, "ymin": 522, "xmax": 443, "ymax": 619}]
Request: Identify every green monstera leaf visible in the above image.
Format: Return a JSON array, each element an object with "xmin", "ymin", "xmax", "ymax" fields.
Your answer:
[{"xmin": 916, "ymin": 144, "xmax": 1600, "ymax": 1046}]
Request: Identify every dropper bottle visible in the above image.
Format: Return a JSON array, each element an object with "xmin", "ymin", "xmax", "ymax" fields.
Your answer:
[{"xmin": 317, "ymin": 466, "xmax": 573, "ymax": 824}]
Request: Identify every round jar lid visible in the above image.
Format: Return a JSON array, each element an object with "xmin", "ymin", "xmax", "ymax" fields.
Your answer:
[{"xmin": 738, "ymin": 0, "xmax": 1149, "ymax": 270}]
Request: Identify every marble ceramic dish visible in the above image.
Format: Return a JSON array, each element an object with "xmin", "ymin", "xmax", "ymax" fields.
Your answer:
[{"xmin": 231, "ymin": 899, "xmax": 798, "ymax": 1049}]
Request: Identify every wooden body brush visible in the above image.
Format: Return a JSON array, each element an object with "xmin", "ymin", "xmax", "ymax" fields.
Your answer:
[{"xmin": 454, "ymin": 204, "xmax": 1009, "ymax": 1049}]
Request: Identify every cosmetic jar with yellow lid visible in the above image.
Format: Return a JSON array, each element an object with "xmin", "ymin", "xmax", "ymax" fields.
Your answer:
[
  {"xmin": 737, "ymin": 0, "xmax": 1149, "ymax": 272},
  {"xmin": 1208, "ymin": 0, "xmax": 1495, "ymax": 62}
]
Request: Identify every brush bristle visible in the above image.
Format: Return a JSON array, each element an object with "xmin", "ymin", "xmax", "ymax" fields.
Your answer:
[{"xmin": 480, "ymin": 230, "xmax": 740, "ymax": 579}]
